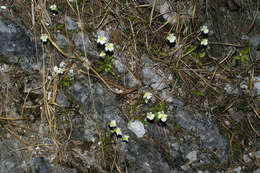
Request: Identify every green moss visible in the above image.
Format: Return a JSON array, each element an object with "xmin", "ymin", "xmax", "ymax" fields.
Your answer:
[
  {"xmin": 58, "ymin": 74, "xmax": 69, "ymax": 87},
  {"xmin": 98, "ymin": 56, "xmax": 115, "ymax": 75},
  {"xmin": 233, "ymin": 47, "xmax": 250, "ymax": 65}
]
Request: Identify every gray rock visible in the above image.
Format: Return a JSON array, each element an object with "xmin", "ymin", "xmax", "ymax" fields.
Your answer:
[
  {"xmin": 126, "ymin": 72, "xmax": 140, "ymax": 88},
  {"xmin": 72, "ymin": 82, "xmax": 91, "ymax": 110},
  {"xmin": 55, "ymin": 34, "xmax": 69, "ymax": 48},
  {"xmin": 113, "ymin": 59, "xmax": 125, "ymax": 73},
  {"xmin": 0, "ymin": 14, "xmax": 41, "ymax": 71},
  {"xmin": 142, "ymin": 66, "xmax": 166, "ymax": 90},
  {"xmin": 243, "ymin": 154, "xmax": 251, "ymax": 163},
  {"xmin": 233, "ymin": 166, "xmax": 242, "ymax": 173},
  {"xmin": 73, "ymin": 32, "xmax": 95, "ymax": 55},
  {"xmin": 174, "ymin": 109, "xmax": 228, "ymax": 160},
  {"xmin": 53, "ymin": 166, "xmax": 77, "ymax": 173},
  {"xmin": 253, "ymin": 76, "xmax": 260, "ymax": 95},
  {"xmin": 120, "ymin": 139, "xmax": 173, "ymax": 173},
  {"xmin": 71, "ymin": 117, "xmax": 97, "ymax": 143},
  {"xmin": 23, "ymin": 75, "xmax": 43, "ymax": 94},
  {"xmin": 33, "ymin": 157, "xmax": 51, "ymax": 173},
  {"xmin": 253, "ymin": 169, "xmax": 260, "ymax": 173},
  {"xmin": 141, "ymin": 56, "xmax": 166, "ymax": 90},
  {"xmin": 56, "ymin": 90, "xmax": 70, "ymax": 107},
  {"xmin": 224, "ymin": 84, "xmax": 239, "ymax": 95},
  {"xmin": 65, "ymin": 16, "xmax": 78, "ymax": 31},
  {"xmin": 186, "ymin": 151, "xmax": 197, "ymax": 162},
  {"xmin": 250, "ymin": 34, "xmax": 260, "ymax": 61},
  {"xmin": 256, "ymin": 150, "xmax": 260, "ymax": 158},
  {"xmin": 0, "ymin": 141, "xmax": 23, "ymax": 173},
  {"xmin": 128, "ymin": 120, "xmax": 146, "ymax": 138}
]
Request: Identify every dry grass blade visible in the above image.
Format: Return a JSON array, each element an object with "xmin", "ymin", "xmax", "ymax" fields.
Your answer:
[
  {"xmin": 249, "ymin": 67, "xmax": 254, "ymax": 97},
  {"xmin": 115, "ymin": 162, "xmax": 123, "ymax": 173},
  {"xmin": 192, "ymin": 0, "xmax": 197, "ymax": 25},
  {"xmin": 129, "ymin": 20, "xmax": 137, "ymax": 52},
  {"xmin": 6, "ymin": 127, "xmax": 30, "ymax": 145},
  {"xmin": 154, "ymin": 15, "xmax": 176, "ymax": 33},
  {"xmin": 245, "ymin": 0, "xmax": 259, "ymax": 34},
  {"xmin": 95, "ymin": 12, "xmax": 108, "ymax": 30},
  {"xmin": 0, "ymin": 117, "xmax": 26, "ymax": 121},
  {"xmin": 179, "ymin": 58, "xmax": 219, "ymax": 93},
  {"xmin": 218, "ymin": 49, "xmax": 234, "ymax": 65},
  {"xmin": 247, "ymin": 113, "xmax": 260, "ymax": 136},
  {"xmin": 31, "ymin": 0, "xmax": 35, "ymax": 27},
  {"xmin": 149, "ymin": 0, "xmax": 157, "ymax": 27},
  {"xmin": 251, "ymin": 104, "xmax": 260, "ymax": 120}
]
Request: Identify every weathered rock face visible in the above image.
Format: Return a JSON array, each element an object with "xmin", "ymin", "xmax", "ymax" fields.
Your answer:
[
  {"xmin": 0, "ymin": 141, "xmax": 23, "ymax": 173},
  {"xmin": 174, "ymin": 109, "xmax": 228, "ymax": 160},
  {"xmin": 0, "ymin": 14, "xmax": 41, "ymax": 71},
  {"xmin": 0, "ymin": 0, "xmax": 259, "ymax": 172},
  {"xmin": 207, "ymin": 0, "xmax": 260, "ymax": 59}
]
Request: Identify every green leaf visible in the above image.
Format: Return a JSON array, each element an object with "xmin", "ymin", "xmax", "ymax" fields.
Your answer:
[
  {"xmin": 233, "ymin": 55, "xmax": 241, "ymax": 60},
  {"xmin": 185, "ymin": 45, "xmax": 197, "ymax": 56},
  {"xmin": 54, "ymin": 24, "xmax": 64, "ymax": 31},
  {"xmin": 199, "ymin": 52, "xmax": 206, "ymax": 58},
  {"xmin": 193, "ymin": 90, "xmax": 205, "ymax": 96},
  {"xmin": 241, "ymin": 47, "xmax": 250, "ymax": 55},
  {"xmin": 158, "ymin": 51, "xmax": 168, "ymax": 57}
]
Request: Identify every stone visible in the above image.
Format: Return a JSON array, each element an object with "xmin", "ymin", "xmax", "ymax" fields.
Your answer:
[
  {"xmin": 73, "ymin": 32, "xmax": 95, "ymax": 55},
  {"xmin": 256, "ymin": 150, "xmax": 260, "ymax": 158},
  {"xmin": 141, "ymin": 55, "xmax": 167, "ymax": 90},
  {"xmin": 250, "ymin": 34, "xmax": 260, "ymax": 61},
  {"xmin": 243, "ymin": 154, "xmax": 251, "ymax": 163},
  {"xmin": 113, "ymin": 59, "xmax": 125, "ymax": 73},
  {"xmin": 0, "ymin": 14, "xmax": 41, "ymax": 71},
  {"xmin": 55, "ymin": 34, "xmax": 69, "ymax": 48},
  {"xmin": 174, "ymin": 108, "xmax": 228, "ymax": 160},
  {"xmin": 71, "ymin": 117, "xmax": 97, "ymax": 143},
  {"xmin": 186, "ymin": 151, "xmax": 198, "ymax": 162},
  {"xmin": 72, "ymin": 82, "xmax": 91, "ymax": 110},
  {"xmin": 253, "ymin": 76, "xmax": 260, "ymax": 95},
  {"xmin": 128, "ymin": 120, "xmax": 146, "ymax": 138},
  {"xmin": 233, "ymin": 166, "xmax": 242, "ymax": 173},
  {"xmin": 65, "ymin": 16, "xmax": 78, "ymax": 31},
  {"xmin": 253, "ymin": 169, "xmax": 260, "ymax": 173},
  {"xmin": 56, "ymin": 90, "xmax": 70, "ymax": 107},
  {"xmin": 126, "ymin": 72, "xmax": 139, "ymax": 88},
  {"xmin": 33, "ymin": 157, "xmax": 51, "ymax": 173},
  {"xmin": 0, "ymin": 141, "xmax": 22, "ymax": 173}
]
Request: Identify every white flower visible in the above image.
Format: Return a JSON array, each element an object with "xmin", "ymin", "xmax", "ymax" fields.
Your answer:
[
  {"xmin": 59, "ymin": 61, "xmax": 66, "ymax": 68},
  {"xmin": 109, "ymin": 120, "xmax": 117, "ymax": 128},
  {"xmin": 167, "ymin": 33, "xmax": 176, "ymax": 43},
  {"xmin": 105, "ymin": 43, "xmax": 114, "ymax": 52},
  {"xmin": 157, "ymin": 111, "xmax": 167, "ymax": 122},
  {"xmin": 47, "ymin": 92, "xmax": 52, "ymax": 101},
  {"xmin": 146, "ymin": 112, "xmax": 155, "ymax": 121},
  {"xmin": 57, "ymin": 68, "xmax": 64, "ymax": 74},
  {"xmin": 115, "ymin": 88, "xmax": 123, "ymax": 94},
  {"xmin": 68, "ymin": 69, "xmax": 74, "ymax": 77},
  {"xmin": 143, "ymin": 91, "xmax": 152, "ymax": 103},
  {"xmin": 54, "ymin": 66, "xmax": 59, "ymax": 73},
  {"xmin": 200, "ymin": 39, "xmax": 208, "ymax": 46},
  {"xmin": 122, "ymin": 135, "xmax": 129, "ymax": 142},
  {"xmin": 99, "ymin": 51, "xmax": 106, "ymax": 57},
  {"xmin": 201, "ymin": 25, "xmax": 209, "ymax": 34},
  {"xmin": 40, "ymin": 34, "xmax": 48, "ymax": 42},
  {"xmin": 113, "ymin": 128, "xmax": 122, "ymax": 137},
  {"xmin": 97, "ymin": 35, "xmax": 107, "ymax": 45},
  {"xmin": 54, "ymin": 66, "xmax": 64, "ymax": 74},
  {"xmin": 50, "ymin": 4, "xmax": 58, "ymax": 12},
  {"xmin": 0, "ymin": 6, "xmax": 7, "ymax": 10}
]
